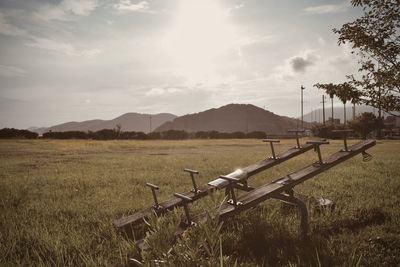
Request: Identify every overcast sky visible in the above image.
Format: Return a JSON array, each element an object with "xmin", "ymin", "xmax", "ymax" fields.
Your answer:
[{"xmin": 0, "ymin": 0, "xmax": 363, "ymax": 128}]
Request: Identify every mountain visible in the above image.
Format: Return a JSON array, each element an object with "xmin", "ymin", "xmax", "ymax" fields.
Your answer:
[
  {"xmin": 27, "ymin": 126, "xmax": 41, "ymax": 132},
  {"xmin": 33, "ymin": 113, "xmax": 176, "ymax": 135},
  {"xmin": 155, "ymin": 104, "xmax": 307, "ymax": 134},
  {"xmin": 302, "ymin": 105, "xmax": 382, "ymax": 123}
]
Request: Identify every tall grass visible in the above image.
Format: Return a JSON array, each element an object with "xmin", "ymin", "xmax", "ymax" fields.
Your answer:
[{"xmin": 0, "ymin": 139, "xmax": 399, "ymax": 266}]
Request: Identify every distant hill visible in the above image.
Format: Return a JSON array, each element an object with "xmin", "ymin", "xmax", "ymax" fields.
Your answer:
[
  {"xmin": 155, "ymin": 104, "xmax": 307, "ymax": 134},
  {"xmin": 33, "ymin": 113, "xmax": 176, "ymax": 135},
  {"xmin": 302, "ymin": 105, "xmax": 385, "ymax": 123}
]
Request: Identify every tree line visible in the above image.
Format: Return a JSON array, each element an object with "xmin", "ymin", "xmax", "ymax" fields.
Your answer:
[
  {"xmin": 311, "ymin": 112, "xmax": 393, "ymax": 139},
  {"xmin": 0, "ymin": 128, "xmax": 39, "ymax": 139},
  {"xmin": 43, "ymin": 129, "xmax": 269, "ymax": 140},
  {"xmin": 314, "ymin": 0, "xmax": 399, "ymax": 141},
  {"xmin": 3, "ymin": 111, "xmax": 393, "ymax": 140},
  {"xmin": 0, "ymin": 128, "xmax": 268, "ymax": 140}
]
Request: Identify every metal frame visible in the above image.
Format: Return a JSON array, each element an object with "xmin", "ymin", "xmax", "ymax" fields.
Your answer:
[
  {"xmin": 116, "ymin": 137, "xmax": 375, "ymax": 248},
  {"xmin": 271, "ymin": 190, "xmax": 308, "ymax": 239},
  {"xmin": 115, "ymin": 135, "xmax": 317, "ymax": 230}
]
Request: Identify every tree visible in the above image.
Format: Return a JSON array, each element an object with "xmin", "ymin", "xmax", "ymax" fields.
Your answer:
[
  {"xmin": 93, "ymin": 129, "xmax": 118, "ymax": 140},
  {"xmin": 0, "ymin": 128, "xmax": 38, "ymax": 139},
  {"xmin": 114, "ymin": 124, "xmax": 122, "ymax": 138},
  {"xmin": 348, "ymin": 112, "xmax": 383, "ymax": 139},
  {"xmin": 317, "ymin": 0, "xmax": 400, "ymax": 116},
  {"xmin": 315, "ymin": 82, "xmax": 362, "ymax": 124},
  {"xmin": 246, "ymin": 131, "xmax": 267, "ymax": 139},
  {"xmin": 161, "ymin": 130, "xmax": 188, "ymax": 140}
]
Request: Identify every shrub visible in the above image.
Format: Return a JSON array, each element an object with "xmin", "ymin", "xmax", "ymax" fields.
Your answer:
[{"xmin": 0, "ymin": 128, "xmax": 38, "ymax": 139}]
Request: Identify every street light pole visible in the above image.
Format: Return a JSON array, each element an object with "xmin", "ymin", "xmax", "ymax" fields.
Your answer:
[
  {"xmin": 149, "ymin": 115, "xmax": 152, "ymax": 133},
  {"xmin": 329, "ymin": 93, "xmax": 334, "ymax": 125},
  {"xmin": 301, "ymin": 85, "xmax": 305, "ymax": 129},
  {"xmin": 321, "ymin": 95, "xmax": 326, "ymax": 126}
]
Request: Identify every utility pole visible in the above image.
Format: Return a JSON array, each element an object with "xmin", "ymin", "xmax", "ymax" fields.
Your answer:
[
  {"xmin": 377, "ymin": 61, "xmax": 382, "ymax": 139},
  {"xmin": 329, "ymin": 93, "xmax": 334, "ymax": 125},
  {"xmin": 321, "ymin": 95, "xmax": 326, "ymax": 126},
  {"xmin": 149, "ymin": 115, "xmax": 152, "ymax": 133},
  {"xmin": 378, "ymin": 86, "xmax": 382, "ymax": 139},
  {"xmin": 318, "ymin": 108, "xmax": 321, "ymax": 123},
  {"xmin": 301, "ymin": 85, "xmax": 305, "ymax": 129},
  {"xmin": 312, "ymin": 108, "xmax": 314, "ymax": 123},
  {"xmin": 246, "ymin": 106, "xmax": 249, "ymax": 134}
]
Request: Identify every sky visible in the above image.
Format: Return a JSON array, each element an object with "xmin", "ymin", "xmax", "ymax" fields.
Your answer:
[{"xmin": 0, "ymin": 0, "xmax": 364, "ymax": 129}]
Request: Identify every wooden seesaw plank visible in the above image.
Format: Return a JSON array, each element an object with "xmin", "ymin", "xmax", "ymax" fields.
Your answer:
[
  {"xmin": 217, "ymin": 139, "xmax": 376, "ymax": 219},
  {"xmin": 133, "ymin": 139, "xmax": 376, "ymax": 250},
  {"xmin": 115, "ymin": 142, "xmax": 316, "ymax": 230},
  {"xmin": 208, "ymin": 143, "xmax": 315, "ymax": 188}
]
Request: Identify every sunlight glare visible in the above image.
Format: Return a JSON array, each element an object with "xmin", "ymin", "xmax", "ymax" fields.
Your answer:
[{"xmin": 162, "ymin": 0, "xmax": 237, "ymax": 84}]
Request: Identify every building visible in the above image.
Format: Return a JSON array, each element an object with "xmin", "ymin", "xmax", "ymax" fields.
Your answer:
[{"xmin": 385, "ymin": 116, "xmax": 400, "ymax": 128}]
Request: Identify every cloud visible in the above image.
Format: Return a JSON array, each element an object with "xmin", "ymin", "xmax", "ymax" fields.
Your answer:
[
  {"xmin": 0, "ymin": 65, "xmax": 27, "ymax": 77},
  {"xmin": 25, "ymin": 37, "xmax": 102, "ymax": 57},
  {"xmin": 273, "ymin": 50, "xmax": 319, "ymax": 80},
  {"xmin": 303, "ymin": 3, "xmax": 349, "ymax": 14},
  {"xmin": 238, "ymin": 34, "xmax": 277, "ymax": 47},
  {"xmin": 62, "ymin": 0, "xmax": 98, "ymax": 16},
  {"xmin": 227, "ymin": 3, "xmax": 244, "ymax": 14},
  {"xmin": 114, "ymin": 0, "xmax": 149, "ymax": 13},
  {"xmin": 138, "ymin": 85, "xmax": 214, "ymax": 115},
  {"xmin": 145, "ymin": 87, "xmax": 182, "ymax": 96},
  {"xmin": 81, "ymin": 48, "xmax": 102, "ymax": 57},
  {"xmin": 35, "ymin": 0, "xmax": 98, "ymax": 20},
  {"xmin": 290, "ymin": 52, "xmax": 317, "ymax": 73},
  {"xmin": 0, "ymin": 12, "xmax": 26, "ymax": 36}
]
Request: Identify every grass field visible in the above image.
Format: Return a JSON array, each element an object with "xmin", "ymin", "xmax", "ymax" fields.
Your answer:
[{"xmin": 1, "ymin": 138, "xmax": 399, "ymax": 266}]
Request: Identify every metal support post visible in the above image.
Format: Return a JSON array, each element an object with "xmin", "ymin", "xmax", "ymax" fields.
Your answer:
[
  {"xmin": 306, "ymin": 140, "xmax": 329, "ymax": 165},
  {"xmin": 174, "ymin": 193, "xmax": 194, "ymax": 225},
  {"xmin": 219, "ymin": 175, "xmax": 242, "ymax": 206},
  {"xmin": 262, "ymin": 139, "xmax": 280, "ymax": 159},
  {"xmin": 184, "ymin": 169, "xmax": 200, "ymax": 193},
  {"xmin": 146, "ymin": 182, "xmax": 162, "ymax": 209},
  {"xmin": 332, "ymin": 129, "xmax": 353, "ymax": 152},
  {"xmin": 272, "ymin": 192, "xmax": 309, "ymax": 239},
  {"xmin": 288, "ymin": 129, "xmax": 305, "ymax": 148}
]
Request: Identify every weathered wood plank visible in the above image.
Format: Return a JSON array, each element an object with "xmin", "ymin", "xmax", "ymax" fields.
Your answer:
[
  {"xmin": 208, "ymin": 143, "xmax": 315, "ymax": 188},
  {"xmin": 132, "ymin": 140, "xmax": 376, "ymax": 249},
  {"xmin": 114, "ymin": 184, "xmax": 213, "ymax": 229},
  {"xmin": 115, "ymin": 143, "xmax": 316, "ymax": 229},
  {"xmin": 218, "ymin": 139, "xmax": 376, "ymax": 220}
]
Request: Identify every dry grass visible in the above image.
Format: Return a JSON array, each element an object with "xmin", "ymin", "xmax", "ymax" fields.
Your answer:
[{"xmin": 1, "ymin": 138, "xmax": 399, "ymax": 266}]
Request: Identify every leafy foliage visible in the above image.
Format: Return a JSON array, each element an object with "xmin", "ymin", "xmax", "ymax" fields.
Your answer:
[
  {"xmin": 311, "ymin": 124, "xmax": 346, "ymax": 139},
  {"xmin": 314, "ymin": 82, "xmax": 362, "ymax": 105},
  {"xmin": 0, "ymin": 128, "xmax": 38, "ymax": 139},
  {"xmin": 316, "ymin": 0, "xmax": 400, "ymax": 115},
  {"xmin": 348, "ymin": 112, "xmax": 383, "ymax": 139},
  {"xmin": 135, "ymin": 210, "xmax": 234, "ymax": 267},
  {"xmin": 41, "ymin": 129, "xmax": 268, "ymax": 140}
]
